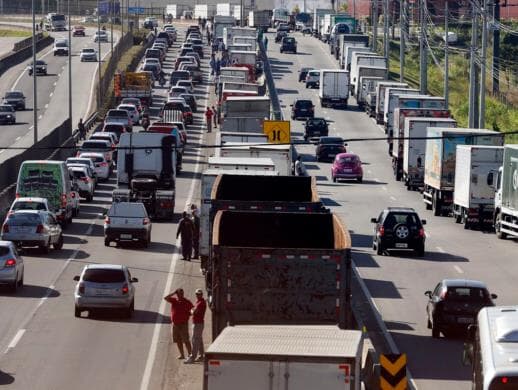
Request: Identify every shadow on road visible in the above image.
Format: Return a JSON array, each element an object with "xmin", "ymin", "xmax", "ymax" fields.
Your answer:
[
  {"xmin": 0, "ymin": 370, "xmax": 14, "ymax": 385},
  {"xmin": 0, "ymin": 284, "xmax": 60, "ymax": 298},
  {"xmin": 85, "ymin": 309, "xmax": 171, "ymax": 324}
]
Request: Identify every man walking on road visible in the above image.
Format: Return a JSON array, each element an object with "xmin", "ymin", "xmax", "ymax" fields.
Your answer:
[
  {"xmin": 205, "ymin": 107, "xmax": 213, "ymax": 133},
  {"xmin": 164, "ymin": 289, "xmax": 194, "ymax": 360},
  {"xmin": 191, "ymin": 204, "xmax": 200, "ymax": 260},
  {"xmin": 177, "ymin": 212, "xmax": 194, "ymax": 261},
  {"xmin": 211, "ymin": 105, "xmax": 218, "ymax": 129},
  {"xmin": 184, "ymin": 289, "xmax": 207, "ymax": 364},
  {"xmin": 78, "ymin": 118, "xmax": 86, "ymax": 140}
]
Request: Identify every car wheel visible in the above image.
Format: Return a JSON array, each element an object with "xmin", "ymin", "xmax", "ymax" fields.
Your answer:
[
  {"xmin": 416, "ymin": 243, "xmax": 425, "ymax": 257},
  {"xmin": 104, "ymin": 238, "xmax": 110, "ymax": 247},
  {"xmin": 53, "ymin": 234, "xmax": 64, "ymax": 250},
  {"xmin": 376, "ymin": 239, "xmax": 384, "ymax": 255},
  {"xmin": 74, "ymin": 306, "xmax": 81, "ymax": 318},
  {"xmin": 432, "ymin": 195, "xmax": 442, "ymax": 217},
  {"xmin": 10, "ymin": 275, "xmax": 18, "ymax": 293},
  {"xmin": 305, "ymin": 84, "xmax": 309, "ymax": 88},
  {"xmin": 332, "ymin": 176, "xmax": 336, "ymax": 183},
  {"xmin": 357, "ymin": 176, "xmax": 363, "ymax": 183}
]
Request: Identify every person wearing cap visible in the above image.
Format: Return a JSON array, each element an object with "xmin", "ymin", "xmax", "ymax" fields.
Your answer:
[
  {"xmin": 191, "ymin": 204, "xmax": 200, "ymax": 260},
  {"xmin": 184, "ymin": 289, "xmax": 207, "ymax": 364},
  {"xmin": 164, "ymin": 288, "xmax": 194, "ymax": 359}
]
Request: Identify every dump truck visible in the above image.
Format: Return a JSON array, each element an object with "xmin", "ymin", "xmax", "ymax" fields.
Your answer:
[
  {"xmin": 423, "ymin": 128, "xmax": 504, "ymax": 216},
  {"xmin": 493, "ymin": 145, "xmax": 518, "ymax": 239},
  {"xmin": 209, "ymin": 210, "xmax": 352, "ymax": 339},
  {"xmin": 453, "ymin": 146, "xmax": 504, "ymax": 229},
  {"xmin": 114, "ymin": 72, "xmax": 153, "ymax": 107}
]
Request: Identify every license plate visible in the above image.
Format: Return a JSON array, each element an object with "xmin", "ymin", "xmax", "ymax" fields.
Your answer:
[
  {"xmin": 120, "ymin": 234, "xmax": 132, "ymax": 239},
  {"xmin": 395, "ymin": 243, "xmax": 408, "ymax": 248},
  {"xmin": 458, "ymin": 317, "xmax": 474, "ymax": 324},
  {"xmin": 95, "ymin": 289, "xmax": 112, "ymax": 296},
  {"xmin": 343, "ymin": 169, "xmax": 352, "ymax": 173},
  {"xmin": 15, "ymin": 227, "xmax": 32, "ymax": 233},
  {"xmin": 328, "ymin": 154, "xmax": 336, "ymax": 158},
  {"xmin": 313, "ymin": 131, "xmax": 320, "ymax": 135}
]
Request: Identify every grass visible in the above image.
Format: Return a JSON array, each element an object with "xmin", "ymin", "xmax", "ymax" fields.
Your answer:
[{"xmin": 0, "ymin": 29, "xmax": 32, "ymax": 37}]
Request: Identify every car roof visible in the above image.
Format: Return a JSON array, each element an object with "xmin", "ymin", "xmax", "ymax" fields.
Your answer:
[
  {"xmin": 10, "ymin": 209, "xmax": 45, "ymax": 215},
  {"xmin": 385, "ymin": 207, "xmax": 417, "ymax": 213},
  {"xmin": 79, "ymin": 152, "xmax": 105, "ymax": 158},
  {"xmin": 85, "ymin": 263, "xmax": 125, "ymax": 271},
  {"xmin": 14, "ymin": 197, "xmax": 47, "ymax": 202},
  {"xmin": 442, "ymin": 279, "xmax": 488, "ymax": 289}
]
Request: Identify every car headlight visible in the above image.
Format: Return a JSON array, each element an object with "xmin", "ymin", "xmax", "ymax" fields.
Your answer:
[{"xmin": 6, "ymin": 115, "xmax": 12, "ymax": 118}]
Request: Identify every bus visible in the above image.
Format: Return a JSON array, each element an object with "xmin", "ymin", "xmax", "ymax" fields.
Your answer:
[{"xmin": 463, "ymin": 306, "xmax": 518, "ymax": 389}]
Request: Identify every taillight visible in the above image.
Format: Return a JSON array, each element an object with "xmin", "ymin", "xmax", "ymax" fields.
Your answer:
[
  {"xmin": 419, "ymin": 228, "xmax": 425, "ymax": 238},
  {"xmin": 36, "ymin": 224, "xmax": 44, "ymax": 233},
  {"xmin": 100, "ymin": 162, "xmax": 108, "ymax": 167},
  {"xmin": 61, "ymin": 194, "xmax": 67, "ymax": 208},
  {"xmin": 122, "ymin": 284, "xmax": 129, "ymax": 294},
  {"xmin": 15, "ymin": 193, "xmax": 20, "ymax": 198},
  {"xmin": 78, "ymin": 283, "xmax": 85, "ymax": 294},
  {"xmin": 71, "ymin": 192, "xmax": 76, "ymax": 198},
  {"xmin": 440, "ymin": 290, "xmax": 448, "ymax": 300},
  {"xmin": 379, "ymin": 226, "xmax": 385, "ymax": 237},
  {"xmin": 143, "ymin": 217, "xmax": 150, "ymax": 225},
  {"xmin": 5, "ymin": 258, "xmax": 16, "ymax": 267},
  {"xmin": 2, "ymin": 224, "xmax": 9, "ymax": 233},
  {"xmin": 104, "ymin": 217, "xmax": 110, "ymax": 225}
]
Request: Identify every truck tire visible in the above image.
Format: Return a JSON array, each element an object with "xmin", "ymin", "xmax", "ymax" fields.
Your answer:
[
  {"xmin": 432, "ymin": 195, "xmax": 441, "ymax": 217},
  {"xmin": 495, "ymin": 213, "xmax": 507, "ymax": 239},
  {"xmin": 376, "ymin": 239, "xmax": 384, "ymax": 256},
  {"xmin": 104, "ymin": 238, "xmax": 110, "ymax": 247}
]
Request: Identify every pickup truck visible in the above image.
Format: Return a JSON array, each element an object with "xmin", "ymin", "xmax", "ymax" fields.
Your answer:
[{"xmin": 104, "ymin": 202, "xmax": 152, "ymax": 247}]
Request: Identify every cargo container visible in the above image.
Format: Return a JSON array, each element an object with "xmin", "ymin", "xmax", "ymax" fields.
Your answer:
[
  {"xmin": 194, "ymin": 4, "xmax": 208, "ymax": 19},
  {"xmin": 313, "ymin": 8, "xmax": 333, "ymax": 32},
  {"xmin": 165, "ymin": 5, "xmax": 177, "ymax": 19},
  {"xmin": 203, "ymin": 325, "xmax": 363, "ymax": 390},
  {"xmin": 210, "ymin": 210, "xmax": 352, "ymax": 338},
  {"xmin": 453, "ymin": 146, "xmax": 503, "ymax": 229},
  {"xmin": 217, "ymin": 132, "xmax": 268, "ymax": 145},
  {"xmin": 423, "ymin": 128, "xmax": 504, "ymax": 216},
  {"xmin": 336, "ymin": 34, "xmax": 369, "ymax": 66},
  {"xmin": 382, "ymin": 87, "xmax": 419, "ymax": 126},
  {"xmin": 248, "ymin": 10, "xmax": 271, "ymax": 31},
  {"xmin": 318, "ymin": 70, "xmax": 350, "ymax": 108},
  {"xmin": 214, "ymin": 15, "xmax": 236, "ymax": 44},
  {"xmin": 401, "ymin": 117, "xmax": 457, "ymax": 187},
  {"xmin": 207, "ymin": 157, "xmax": 276, "ymax": 171},
  {"xmin": 342, "ymin": 46, "xmax": 371, "ymax": 71},
  {"xmin": 493, "ymin": 145, "xmax": 518, "ymax": 239},
  {"xmin": 352, "ymin": 66, "xmax": 388, "ymax": 98},
  {"xmin": 223, "ymin": 26, "xmax": 256, "ymax": 47},
  {"xmin": 374, "ymin": 82, "xmax": 408, "ymax": 124},
  {"xmin": 350, "ymin": 54, "xmax": 387, "ymax": 95},
  {"xmin": 219, "ymin": 143, "xmax": 291, "ymax": 175},
  {"xmin": 357, "ymin": 76, "xmax": 384, "ymax": 109}
]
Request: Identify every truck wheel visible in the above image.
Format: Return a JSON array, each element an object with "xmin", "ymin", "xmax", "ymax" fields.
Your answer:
[
  {"xmin": 432, "ymin": 195, "xmax": 441, "ymax": 217},
  {"xmin": 104, "ymin": 238, "xmax": 110, "ymax": 247},
  {"xmin": 74, "ymin": 306, "xmax": 81, "ymax": 318},
  {"xmin": 462, "ymin": 211, "xmax": 471, "ymax": 230},
  {"xmin": 376, "ymin": 239, "xmax": 384, "ymax": 256},
  {"xmin": 495, "ymin": 213, "xmax": 507, "ymax": 239}
]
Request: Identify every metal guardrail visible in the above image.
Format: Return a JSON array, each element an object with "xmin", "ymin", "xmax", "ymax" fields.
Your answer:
[{"xmin": 258, "ymin": 39, "xmax": 283, "ymax": 121}]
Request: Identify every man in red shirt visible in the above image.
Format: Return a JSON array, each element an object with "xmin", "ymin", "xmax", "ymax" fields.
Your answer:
[
  {"xmin": 205, "ymin": 107, "xmax": 213, "ymax": 133},
  {"xmin": 184, "ymin": 288, "xmax": 207, "ymax": 363},
  {"xmin": 164, "ymin": 288, "xmax": 194, "ymax": 359}
]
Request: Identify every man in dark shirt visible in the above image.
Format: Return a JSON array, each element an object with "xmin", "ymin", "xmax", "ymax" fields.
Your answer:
[
  {"xmin": 184, "ymin": 289, "xmax": 207, "ymax": 363},
  {"xmin": 164, "ymin": 288, "xmax": 194, "ymax": 359},
  {"xmin": 177, "ymin": 211, "xmax": 194, "ymax": 260},
  {"xmin": 191, "ymin": 204, "xmax": 200, "ymax": 259}
]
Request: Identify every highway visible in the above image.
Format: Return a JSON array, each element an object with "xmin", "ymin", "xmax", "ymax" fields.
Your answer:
[
  {"xmin": 0, "ymin": 25, "xmax": 208, "ymax": 389},
  {"xmin": 266, "ymin": 31, "xmax": 518, "ymax": 390},
  {"xmin": 0, "ymin": 26, "xmax": 118, "ymax": 160}
]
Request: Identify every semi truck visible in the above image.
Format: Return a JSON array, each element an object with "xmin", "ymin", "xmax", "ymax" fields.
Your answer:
[
  {"xmin": 374, "ymin": 82, "xmax": 408, "ymax": 124},
  {"xmin": 248, "ymin": 10, "xmax": 271, "ymax": 32},
  {"xmin": 209, "ymin": 210, "xmax": 352, "ymax": 338},
  {"xmin": 400, "ymin": 116, "xmax": 457, "ymax": 187},
  {"xmin": 214, "ymin": 15, "xmax": 236, "ymax": 48},
  {"xmin": 222, "ymin": 96, "xmax": 270, "ymax": 133},
  {"xmin": 271, "ymin": 8, "xmax": 289, "ymax": 27},
  {"xmin": 342, "ymin": 46, "xmax": 371, "ymax": 71},
  {"xmin": 45, "ymin": 13, "xmax": 66, "ymax": 31},
  {"xmin": 223, "ymin": 26, "xmax": 256, "ymax": 47},
  {"xmin": 318, "ymin": 70, "xmax": 350, "ymax": 108},
  {"xmin": 453, "ymin": 146, "xmax": 504, "ymax": 229},
  {"xmin": 493, "ymin": 145, "xmax": 518, "ymax": 239},
  {"xmin": 114, "ymin": 132, "xmax": 176, "ymax": 220},
  {"xmin": 204, "ymin": 325, "xmax": 363, "ymax": 390},
  {"xmin": 423, "ymin": 128, "xmax": 504, "ymax": 216}
]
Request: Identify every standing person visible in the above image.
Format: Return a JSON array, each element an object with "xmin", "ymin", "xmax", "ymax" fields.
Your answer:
[
  {"xmin": 211, "ymin": 106, "xmax": 218, "ymax": 129},
  {"xmin": 263, "ymin": 35, "xmax": 268, "ymax": 51},
  {"xmin": 206, "ymin": 28, "xmax": 211, "ymax": 46},
  {"xmin": 191, "ymin": 204, "xmax": 200, "ymax": 260},
  {"xmin": 205, "ymin": 107, "xmax": 213, "ymax": 133},
  {"xmin": 184, "ymin": 289, "xmax": 207, "ymax": 363},
  {"xmin": 164, "ymin": 289, "xmax": 194, "ymax": 360},
  {"xmin": 78, "ymin": 118, "xmax": 86, "ymax": 140},
  {"xmin": 215, "ymin": 58, "xmax": 221, "ymax": 76},
  {"xmin": 209, "ymin": 53, "xmax": 216, "ymax": 76},
  {"xmin": 176, "ymin": 211, "xmax": 194, "ymax": 260}
]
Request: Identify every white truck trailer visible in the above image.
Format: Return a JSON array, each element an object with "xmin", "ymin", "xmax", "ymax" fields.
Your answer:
[{"xmin": 318, "ymin": 69, "xmax": 350, "ymax": 108}]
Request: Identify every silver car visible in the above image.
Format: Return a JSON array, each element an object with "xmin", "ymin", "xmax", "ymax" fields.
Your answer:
[
  {"xmin": 0, "ymin": 241, "xmax": 24, "ymax": 292},
  {"xmin": 1, "ymin": 210, "xmax": 64, "ymax": 253},
  {"xmin": 73, "ymin": 264, "xmax": 138, "ymax": 318}
]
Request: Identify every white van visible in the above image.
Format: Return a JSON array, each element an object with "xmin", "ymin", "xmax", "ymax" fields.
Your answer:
[
  {"xmin": 53, "ymin": 38, "xmax": 69, "ymax": 56},
  {"xmin": 16, "ymin": 161, "xmax": 74, "ymax": 225}
]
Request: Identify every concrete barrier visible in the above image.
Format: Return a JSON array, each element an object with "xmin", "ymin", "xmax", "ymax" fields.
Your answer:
[{"xmin": 0, "ymin": 35, "xmax": 54, "ymax": 78}]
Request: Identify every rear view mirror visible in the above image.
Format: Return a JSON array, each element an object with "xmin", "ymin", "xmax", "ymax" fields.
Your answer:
[
  {"xmin": 73, "ymin": 276, "xmax": 80, "ymax": 281},
  {"xmin": 370, "ymin": 218, "xmax": 377, "ymax": 223},
  {"xmin": 421, "ymin": 219, "xmax": 427, "ymax": 225},
  {"xmin": 131, "ymin": 277, "xmax": 139, "ymax": 283},
  {"xmin": 486, "ymin": 171, "xmax": 494, "ymax": 187},
  {"xmin": 424, "ymin": 290, "xmax": 432, "ymax": 298},
  {"xmin": 491, "ymin": 293, "xmax": 498, "ymax": 299}
]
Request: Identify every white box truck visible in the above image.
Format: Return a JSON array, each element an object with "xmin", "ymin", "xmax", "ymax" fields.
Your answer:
[
  {"xmin": 375, "ymin": 82, "xmax": 408, "ymax": 124},
  {"xmin": 357, "ymin": 76, "xmax": 383, "ymax": 109},
  {"xmin": 219, "ymin": 144, "xmax": 292, "ymax": 175},
  {"xmin": 453, "ymin": 145, "xmax": 504, "ymax": 229},
  {"xmin": 216, "ymin": 3, "xmax": 232, "ymax": 16},
  {"xmin": 318, "ymin": 69, "xmax": 350, "ymax": 108},
  {"xmin": 382, "ymin": 87, "xmax": 419, "ymax": 127},
  {"xmin": 352, "ymin": 65, "xmax": 388, "ymax": 97},
  {"xmin": 204, "ymin": 325, "xmax": 363, "ymax": 390},
  {"xmin": 350, "ymin": 55, "xmax": 387, "ymax": 96}
]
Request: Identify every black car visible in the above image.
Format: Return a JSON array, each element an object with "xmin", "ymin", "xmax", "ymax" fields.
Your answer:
[
  {"xmin": 275, "ymin": 31, "xmax": 287, "ymax": 43},
  {"xmin": 3, "ymin": 91, "xmax": 25, "ymax": 110},
  {"xmin": 425, "ymin": 279, "xmax": 496, "ymax": 338},
  {"xmin": 280, "ymin": 37, "xmax": 297, "ymax": 53},
  {"xmin": 156, "ymin": 31, "xmax": 173, "ymax": 47},
  {"xmin": 370, "ymin": 207, "xmax": 426, "ymax": 256},
  {"xmin": 315, "ymin": 136, "xmax": 346, "ymax": 162},
  {"xmin": 304, "ymin": 117, "xmax": 329, "ymax": 140},
  {"xmin": 0, "ymin": 105, "xmax": 16, "ymax": 125},
  {"xmin": 191, "ymin": 44, "xmax": 204, "ymax": 59},
  {"xmin": 179, "ymin": 93, "xmax": 197, "ymax": 113},
  {"xmin": 277, "ymin": 23, "xmax": 290, "ymax": 32},
  {"xmin": 291, "ymin": 99, "xmax": 314, "ymax": 120},
  {"xmin": 299, "ymin": 67, "xmax": 313, "ymax": 82},
  {"xmin": 28, "ymin": 60, "xmax": 47, "ymax": 76}
]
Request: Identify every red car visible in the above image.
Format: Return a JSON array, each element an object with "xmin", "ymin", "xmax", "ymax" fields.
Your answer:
[
  {"xmin": 72, "ymin": 26, "xmax": 86, "ymax": 37},
  {"xmin": 331, "ymin": 153, "xmax": 363, "ymax": 183}
]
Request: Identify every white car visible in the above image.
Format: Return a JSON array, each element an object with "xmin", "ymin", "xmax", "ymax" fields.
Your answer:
[
  {"xmin": 94, "ymin": 31, "xmax": 108, "ymax": 42},
  {"xmin": 80, "ymin": 48, "xmax": 98, "ymax": 62},
  {"xmin": 143, "ymin": 58, "xmax": 161, "ymax": 70},
  {"xmin": 117, "ymin": 104, "xmax": 139, "ymax": 125},
  {"xmin": 66, "ymin": 158, "xmax": 98, "ymax": 187},
  {"xmin": 69, "ymin": 166, "xmax": 95, "ymax": 202},
  {"xmin": 8, "ymin": 197, "xmax": 50, "ymax": 214},
  {"xmin": 176, "ymin": 80, "xmax": 194, "ymax": 93},
  {"xmin": 0, "ymin": 240, "xmax": 24, "ymax": 292},
  {"xmin": 168, "ymin": 86, "xmax": 188, "ymax": 99},
  {"xmin": 53, "ymin": 38, "xmax": 69, "ymax": 56},
  {"xmin": 78, "ymin": 152, "xmax": 110, "ymax": 181},
  {"xmin": 90, "ymin": 132, "xmax": 118, "ymax": 146}
]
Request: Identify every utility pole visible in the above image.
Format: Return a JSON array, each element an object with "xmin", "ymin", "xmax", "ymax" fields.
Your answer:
[
  {"xmin": 468, "ymin": 1, "xmax": 480, "ymax": 128},
  {"xmin": 400, "ymin": 0, "xmax": 406, "ymax": 82},
  {"xmin": 419, "ymin": 0, "xmax": 428, "ymax": 94},
  {"xmin": 110, "ymin": 0, "xmax": 114, "ymax": 55},
  {"xmin": 372, "ymin": 0, "xmax": 378, "ymax": 52},
  {"xmin": 479, "ymin": 0, "xmax": 489, "ymax": 128},
  {"xmin": 32, "ymin": 0, "xmax": 38, "ymax": 144},
  {"xmin": 383, "ymin": 0, "xmax": 389, "ymax": 59},
  {"xmin": 97, "ymin": 0, "xmax": 102, "ymax": 110},
  {"xmin": 444, "ymin": 0, "xmax": 449, "ymax": 107},
  {"xmin": 68, "ymin": 0, "xmax": 72, "ymax": 131},
  {"xmin": 492, "ymin": 0, "xmax": 500, "ymax": 94}
]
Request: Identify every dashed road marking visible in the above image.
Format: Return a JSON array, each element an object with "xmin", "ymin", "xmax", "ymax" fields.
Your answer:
[
  {"xmin": 5, "ymin": 329, "xmax": 26, "ymax": 353},
  {"xmin": 45, "ymin": 104, "xmax": 49, "ymax": 109},
  {"xmin": 436, "ymin": 246, "xmax": 446, "ymax": 253},
  {"xmin": 454, "ymin": 265, "xmax": 464, "ymax": 274},
  {"xmin": 381, "ymin": 186, "xmax": 387, "ymax": 191},
  {"xmin": 15, "ymin": 136, "xmax": 21, "ymax": 141},
  {"xmin": 390, "ymin": 196, "xmax": 397, "ymax": 201},
  {"xmin": 49, "ymin": 92, "xmax": 53, "ymax": 97}
]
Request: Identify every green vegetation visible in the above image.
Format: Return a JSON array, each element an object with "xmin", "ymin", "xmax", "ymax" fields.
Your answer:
[
  {"xmin": 386, "ymin": 40, "xmax": 518, "ymax": 141},
  {"xmin": 0, "ymin": 29, "xmax": 31, "ymax": 37}
]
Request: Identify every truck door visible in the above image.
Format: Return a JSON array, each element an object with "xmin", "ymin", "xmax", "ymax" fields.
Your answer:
[
  {"xmin": 284, "ymin": 361, "xmax": 353, "ymax": 390},
  {"xmin": 206, "ymin": 360, "xmax": 273, "ymax": 390}
]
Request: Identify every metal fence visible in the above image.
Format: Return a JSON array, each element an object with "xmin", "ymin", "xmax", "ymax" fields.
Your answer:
[{"xmin": 258, "ymin": 39, "xmax": 283, "ymax": 120}]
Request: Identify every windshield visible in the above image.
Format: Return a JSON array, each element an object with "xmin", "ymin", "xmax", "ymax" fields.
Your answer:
[
  {"xmin": 321, "ymin": 137, "xmax": 343, "ymax": 144},
  {"xmin": 338, "ymin": 156, "xmax": 358, "ymax": 164},
  {"xmin": 309, "ymin": 119, "xmax": 325, "ymax": 126},
  {"xmin": 51, "ymin": 14, "xmax": 65, "ymax": 21},
  {"xmin": 5, "ymin": 92, "xmax": 22, "ymax": 98},
  {"xmin": 0, "ymin": 106, "xmax": 13, "ymax": 112},
  {"xmin": 70, "ymin": 170, "xmax": 87, "ymax": 179},
  {"xmin": 83, "ymin": 49, "xmax": 95, "ymax": 53},
  {"xmin": 295, "ymin": 100, "xmax": 312, "ymax": 108},
  {"xmin": 56, "ymin": 42, "xmax": 67, "ymax": 47},
  {"xmin": 83, "ymin": 269, "xmax": 125, "ymax": 283},
  {"xmin": 67, "ymin": 159, "xmax": 89, "ymax": 166},
  {"xmin": 81, "ymin": 141, "xmax": 110, "ymax": 150},
  {"xmin": 107, "ymin": 110, "xmax": 127, "ymax": 117},
  {"xmin": 12, "ymin": 202, "xmax": 47, "ymax": 211},
  {"xmin": 7, "ymin": 213, "xmax": 42, "ymax": 225}
]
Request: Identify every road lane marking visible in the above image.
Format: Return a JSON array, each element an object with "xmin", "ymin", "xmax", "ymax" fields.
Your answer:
[
  {"xmin": 382, "ymin": 186, "xmax": 387, "ymax": 191},
  {"xmin": 454, "ymin": 265, "xmax": 464, "ymax": 274},
  {"xmin": 436, "ymin": 246, "xmax": 446, "ymax": 253},
  {"xmin": 0, "ymin": 149, "xmax": 4, "ymax": 154},
  {"xmin": 15, "ymin": 136, "xmax": 21, "ymax": 141},
  {"xmin": 29, "ymin": 125, "xmax": 33, "ymax": 129},
  {"xmin": 45, "ymin": 104, "xmax": 49, "ymax": 109},
  {"xmin": 140, "ymin": 74, "xmax": 210, "ymax": 390},
  {"xmin": 49, "ymin": 92, "xmax": 53, "ymax": 97},
  {"xmin": 390, "ymin": 196, "xmax": 397, "ymax": 201},
  {"xmin": 5, "ymin": 329, "xmax": 26, "ymax": 352},
  {"xmin": 38, "ymin": 115, "xmax": 42, "ymax": 119}
]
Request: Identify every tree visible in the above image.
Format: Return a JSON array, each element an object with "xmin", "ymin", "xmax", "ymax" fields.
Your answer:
[
  {"xmin": 338, "ymin": 3, "xmax": 349, "ymax": 12},
  {"xmin": 292, "ymin": 4, "xmax": 300, "ymax": 14}
]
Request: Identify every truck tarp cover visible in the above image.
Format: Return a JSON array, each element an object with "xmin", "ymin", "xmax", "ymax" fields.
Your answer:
[{"xmin": 212, "ymin": 175, "xmax": 318, "ymax": 202}]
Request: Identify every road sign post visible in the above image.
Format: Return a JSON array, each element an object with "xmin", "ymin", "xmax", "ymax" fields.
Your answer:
[{"xmin": 263, "ymin": 120, "xmax": 291, "ymax": 144}]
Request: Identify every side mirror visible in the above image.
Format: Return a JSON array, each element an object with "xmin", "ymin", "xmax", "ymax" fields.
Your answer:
[
  {"xmin": 487, "ymin": 171, "xmax": 494, "ymax": 187},
  {"xmin": 73, "ymin": 275, "xmax": 80, "ymax": 281},
  {"xmin": 421, "ymin": 219, "xmax": 427, "ymax": 225},
  {"xmin": 370, "ymin": 218, "xmax": 377, "ymax": 223},
  {"xmin": 491, "ymin": 293, "xmax": 498, "ymax": 299},
  {"xmin": 289, "ymin": 104, "xmax": 293, "ymax": 107},
  {"xmin": 131, "ymin": 277, "xmax": 139, "ymax": 283},
  {"xmin": 424, "ymin": 291, "xmax": 432, "ymax": 298}
]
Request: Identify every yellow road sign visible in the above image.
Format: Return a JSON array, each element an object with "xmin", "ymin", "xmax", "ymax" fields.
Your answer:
[
  {"xmin": 263, "ymin": 120, "xmax": 291, "ymax": 144},
  {"xmin": 380, "ymin": 353, "xmax": 407, "ymax": 390}
]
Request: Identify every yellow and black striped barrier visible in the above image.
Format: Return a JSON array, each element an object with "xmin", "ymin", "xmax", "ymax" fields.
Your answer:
[{"xmin": 380, "ymin": 353, "xmax": 407, "ymax": 390}]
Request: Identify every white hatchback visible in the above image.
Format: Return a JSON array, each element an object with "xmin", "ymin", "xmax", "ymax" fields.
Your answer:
[
  {"xmin": 78, "ymin": 152, "xmax": 110, "ymax": 180},
  {"xmin": 117, "ymin": 104, "xmax": 139, "ymax": 125}
]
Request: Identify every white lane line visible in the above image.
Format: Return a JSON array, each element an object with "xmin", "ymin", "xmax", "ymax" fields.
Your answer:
[
  {"xmin": 29, "ymin": 125, "xmax": 34, "ymax": 130},
  {"xmin": 454, "ymin": 265, "xmax": 464, "ymax": 274},
  {"xmin": 5, "ymin": 329, "xmax": 26, "ymax": 352},
  {"xmin": 390, "ymin": 196, "xmax": 396, "ymax": 201},
  {"xmin": 15, "ymin": 136, "xmax": 21, "ymax": 141},
  {"xmin": 381, "ymin": 186, "xmax": 387, "ymax": 191},
  {"xmin": 0, "ymin": 149, "xmax": 4, "ymax": 154},
  {"xmin": 49, "ymin": 92, "xmax": 53, "ymax": 97},
  {"xmin": 38, "ymin": 115, "xmax": 42, "ymax": 119},
  {"xmin": 53, "ymin": 82, "xmax": 57, "ymax": 86},
  {"xmin": 45, "ymin": 104, "xmax": 49, "ymax": 109},
  {"xmin": 436, "ymin": 246, "xmax": 446, "ymax": 253},
  {"xmin": 367, "ymin": 169, "xmax": 372, "ymax": 174},
  {"xmin": 140, "ymin": 76, "xmax": 210, "ymax": 390}
]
